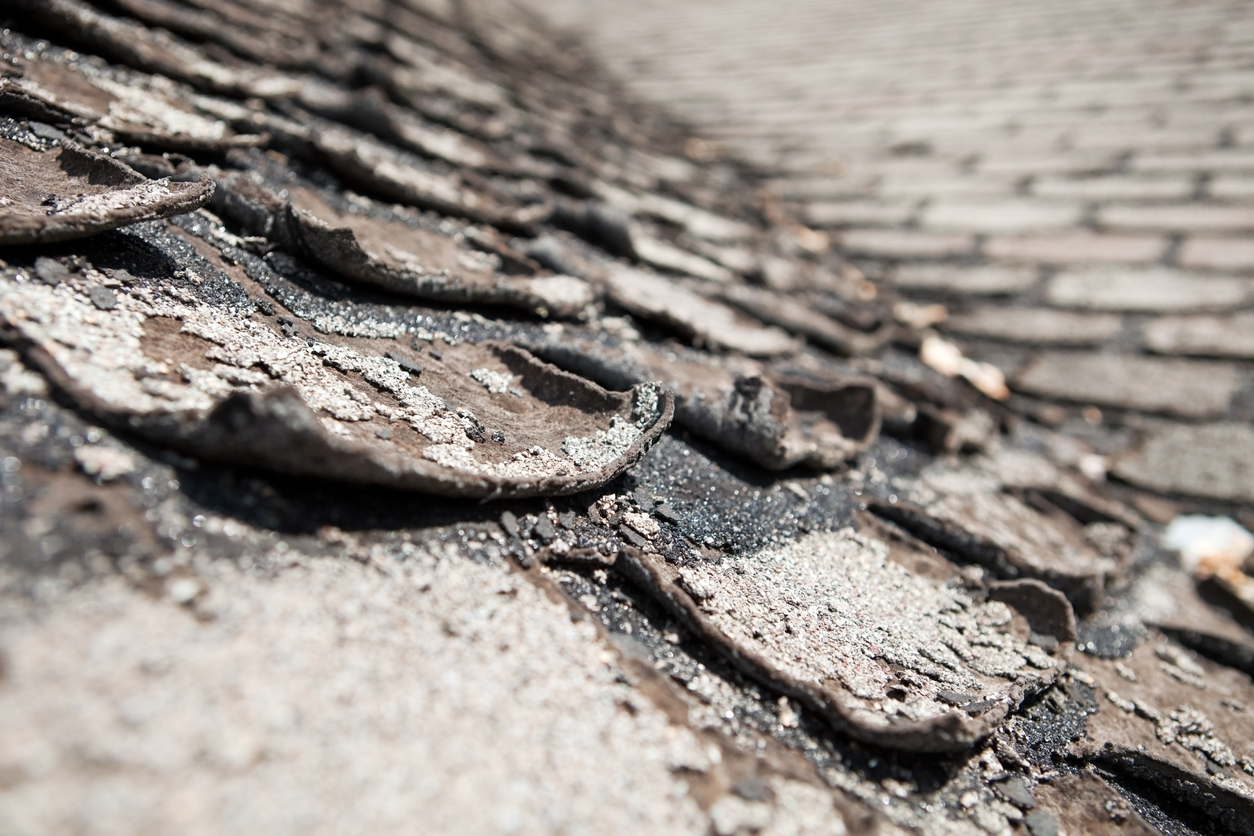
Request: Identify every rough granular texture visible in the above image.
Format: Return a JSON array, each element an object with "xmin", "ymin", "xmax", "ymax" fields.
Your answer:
[
  {"xmin": 0, "ymin": 261, "xmax": 672, "ymax": 496},
  {"xmin": 688, "ymin": 529, "xmax": 1058, "ymax": 713},
  {"xmin": 4, "ymin": 47, "xmax": 265, "ymax": 149},
  {"xmin": 0, "ymin": 552, "xmax": 709, "ymax": 836},
  {"xmin": 621, "ymin": 528, "xmax": 1072, "ymax": 751},
  {"xmin": 1074, "ymin": 635, "xmax": 1254, "ymax": 835},
  {"xmin": 1114, "ymin": 423, "xmax": 1254, "ymax": 504},
  {"xmin": 0, "ymin": 131, "xmax": 212, "ymax": 244},
  {"xmin": 562, "ymin": 386, "xmax": 663, "ymax": 469},
  {"xmin": 877, "ymin": 462, "xmax": 1115, "ymax": 613}
]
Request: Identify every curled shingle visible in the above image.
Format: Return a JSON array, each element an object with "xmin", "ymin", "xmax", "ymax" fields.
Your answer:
[
  {"xmin": 311, "ymin": 122, "xmax": 551, "ymax": 231},
  {"xmin": 281, "ymin": 186, "xmax": 593, "ymax": 319},
  {"xmin": 535, "ymin": 335, "xmax": 879, "ymax": 470},
  {"xmin": 107, "ymin": 0, "xmax": 321, "ymax": 70},
  {"xmin": 13, "ymin": 0, "xmax": 308, "ymax": 98},
  {"xmin": 0, "ymin": 127, "xmax": 213, "ymax": 245}
]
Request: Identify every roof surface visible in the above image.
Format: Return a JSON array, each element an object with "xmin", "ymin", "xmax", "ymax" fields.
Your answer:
[{"xmin": 1, "ymin": 2, "xmax": 1253, "ymax": 834}]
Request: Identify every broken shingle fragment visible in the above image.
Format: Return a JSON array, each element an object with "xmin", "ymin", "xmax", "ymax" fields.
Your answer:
[
  {"xmin": 533, "ymin": 514, "xmax": 558, "ymax": 545},
  {"xmin": 88, "ymin": 285, "xmax": 118, "ymax": 310},
  {"xmin": 33, "ymin": 256, "xmax": 72, "ymax": 286},
  {"xmin": 991, "ymin": 775, "xmax": 1036, "ymax": 809}
]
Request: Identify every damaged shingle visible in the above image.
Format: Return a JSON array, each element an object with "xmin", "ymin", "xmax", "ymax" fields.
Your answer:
[
  {"xmin": 0, "ymin": 252, "xmax": 672, "ymax": 497},
  {"xmin": 618, "ymin": 527, "xmax": 1073, "ymax": 751},
  {"xmin": 872, "ymin": 462, "xmax": 1116, "ymax": 614},
  {"xmin": 1, "ymin": 40, "xmax": 266, "ymax": 151},
  {"xmin": 310, "ymin": 121, "xmax": 551, "ymax": 232},
  {"xmin": 6, "ymin": 0, "xmax": 1252, "ymax": 830},
  {"xmin": 0, "ymin": 122, "xmax": 213, "ymax": 244},
  {"xmin": 1072, "ymin": 634, "xmax": 1254, "ymax": 835},
  {"xmin": 279, "ymin": 184, "xmax": 593, "ymax": 318},
  {"xmin": 714, "ymin": 283, "xmax": 894, "ymax": 357},
  {"xmin": 534, "ymin": 334, "xmax": 879, "ymax": 470},
  {"xmin": 14, "ymin": 0, "xmax": 311, "ymax": 100},
  {"xmin": 106, "ymin": 0, "xmax": 321, "ymax": 71},
  {"xmin": 600, "ymin": 266, "xmax": 801, "ymax": 357}
]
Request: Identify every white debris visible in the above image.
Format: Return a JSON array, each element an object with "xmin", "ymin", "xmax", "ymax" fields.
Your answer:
[
  {"xmin": 74, "ymin": 444, "xmax": 140, "ymax": 481},
  {"xmin": 622, "ymin": 509, "xmax": 660, "ymax": 539},
  {"xmin": 0, "ymin": 348, "xmax": 49, "ymax": 396},
  {"xmin": 1163, "ymin": 515, "xmax": 1254, "ymax": 578},
  {"xmin": 893, "ymin": 301, "xmax": 948, "ymax": 329},
  {"xmin": 920, "ymin": 334, "xmax": 1009, "ymax": 400},
  {"xmin": 563, "ymin": 383, "xmax": 664, "ymax": 469},
  {"xmin": 469, "ymin": 367, "xmax": 514, "ymax": 394},
  {"xmin": 166, "ymin": 578, "xmax": 202, "ymax": 604},
  {"xmin": 709, "ymin": 795, "xmax": 772, "ymax": 836}
]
